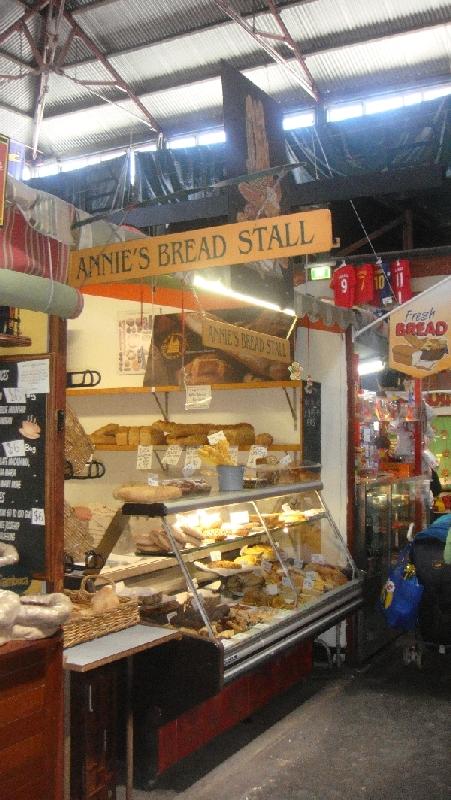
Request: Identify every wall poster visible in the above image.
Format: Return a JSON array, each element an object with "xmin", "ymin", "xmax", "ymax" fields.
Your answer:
[
  {"xmin": 118, "ymin": 312, "xmax": 153, "ymax": 374},
  {"xmin": 0, "ymin": 356, "xmax": 50, "ymax": 591},
  {"xmin": 143, "ymin": 309, "xmax": 294, "ymax": 388}
]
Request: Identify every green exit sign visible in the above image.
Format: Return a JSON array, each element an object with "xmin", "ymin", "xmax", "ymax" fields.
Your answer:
[{"xmin": 310, "ymin": 265, "xmax": 331, "ymax": 281}]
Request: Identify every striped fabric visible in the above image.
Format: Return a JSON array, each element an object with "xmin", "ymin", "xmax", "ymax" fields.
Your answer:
[{"xmin": 0, "ymin": 204, "xmax": 70, "ymax": 282}]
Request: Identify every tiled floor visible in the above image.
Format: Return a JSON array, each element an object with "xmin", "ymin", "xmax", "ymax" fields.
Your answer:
[{"xmin": 117, "ymin": 643, "xmax": 451, "ymax": 800}]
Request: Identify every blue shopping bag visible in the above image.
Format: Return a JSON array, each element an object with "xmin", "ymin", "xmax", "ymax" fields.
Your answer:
[{"xmin": 380, "ymin": 546, "xmax": 424, "ymax": 631}]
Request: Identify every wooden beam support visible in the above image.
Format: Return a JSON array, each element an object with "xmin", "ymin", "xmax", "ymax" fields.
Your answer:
[{"xmin": 289, "ymin": 165, "xmax": 446, "ymax": 207}]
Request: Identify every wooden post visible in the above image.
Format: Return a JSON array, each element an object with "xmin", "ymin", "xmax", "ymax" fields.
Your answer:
[{"xmin": 47, "ymin": 316, "xmax": 66, "ymax": 591}]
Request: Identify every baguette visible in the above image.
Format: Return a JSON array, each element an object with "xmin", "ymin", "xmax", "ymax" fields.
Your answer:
[{"xmin": 113, "ymin": 483, "xmax": 182, "ymax": 502}]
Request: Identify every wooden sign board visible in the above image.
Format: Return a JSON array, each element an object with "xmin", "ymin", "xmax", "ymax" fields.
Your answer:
[
  {"xmin": 0, "ymin": 134, "xmax": 9, "ymax": 228},
  {"xmin": 68, "ymin": 208, "xmax": 333, "ymax": 288},
  {"xmin": 389, "ymin": 279, "xmax": 451, "ymax": 378},
  {"xmin": 202, "ymin": 316, "xmax": 291, "ymax": 364}
]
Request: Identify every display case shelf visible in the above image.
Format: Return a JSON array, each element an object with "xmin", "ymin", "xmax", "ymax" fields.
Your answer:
[{"xmin": 112, "ymin": 481, "xmax": 362, "ymax": 681}]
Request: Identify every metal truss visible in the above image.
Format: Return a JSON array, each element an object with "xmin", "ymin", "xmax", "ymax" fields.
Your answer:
[
  {"xmin": 0, "ymin": 0, "xmax": 162, "ymax": 158},
  {"xmin": 212, "ymin": 0, "xmax": 319, "ymax": 101}
]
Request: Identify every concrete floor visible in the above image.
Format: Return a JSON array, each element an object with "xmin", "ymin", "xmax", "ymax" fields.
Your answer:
[{"xmin": 118, "ymin": 643, "xmax": 451, "ymax": 800}]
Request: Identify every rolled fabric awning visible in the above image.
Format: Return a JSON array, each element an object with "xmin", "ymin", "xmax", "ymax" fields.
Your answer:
[{"xmin": 0, "ymin": 269, "xmax": 84, "ymax": 319}]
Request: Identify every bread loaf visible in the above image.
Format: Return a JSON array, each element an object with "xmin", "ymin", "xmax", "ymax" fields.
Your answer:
[
  {"xmin": 140, "ymin": 426, "xmax": 165, "ymax": 445},
  {"xmin": 127, "ymin": 427, "xmax": 140, "ymax": 447},
  {"xmin": 113, "ymin": 483, "xmax": 182, "ymax": 502}
]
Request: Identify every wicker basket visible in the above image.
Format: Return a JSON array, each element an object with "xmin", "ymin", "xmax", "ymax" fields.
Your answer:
[
  {"xmin": 65, "ymin": 403, "xmax": 94, "ymax": 476},
  {"xmin": 63, "ymin": 577, "xmax": 140, "ymax": 649}
]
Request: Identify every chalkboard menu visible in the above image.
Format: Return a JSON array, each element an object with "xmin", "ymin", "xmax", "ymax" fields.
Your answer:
[
  {"xmin": 302, "ymin": 380, "xmax": 321, "ymax": 465},
  {"xmin": 0, "ymin": 357, "xmax": 49, "ymax": 585}
]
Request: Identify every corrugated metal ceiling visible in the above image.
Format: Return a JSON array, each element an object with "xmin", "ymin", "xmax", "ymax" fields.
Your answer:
[{"xmin": 0, "ymin": 0, "xmax": 450, "ymax": 157}]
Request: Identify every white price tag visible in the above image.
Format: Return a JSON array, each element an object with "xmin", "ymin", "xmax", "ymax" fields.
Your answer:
[
  {"xmin": 162, "ymin": 445, "xmax": 182, "ymax": 466},
  {"xmin": 185, "ymin": 447, "xmax": 201, "ymax": 471},
  {"xmin": 305, "ymin": 570, "xmax": 318, "ymax": 581},
  {"xmin": 182, "ymin": 464, "xmax": 195, "ymax": 478},
  {"xmin": 210, "ymin": 550, "xmax": 222, "ymax": 562},
  {"xmin": 229, "ymin": 446, "xmax": 239, "ymax": 465},
  {"xmin": 303, "ymin": 575, "xmax": 314, "ymax": 590},
  {"xmin": 136, "ymin": 445, "xmax": 153, "ymax": 471},
  {"xmin": 261, "ymin": 559, "xmax": 272, "ymax": 573},
  {"xmin": 207, "ymin": 430, "xmax": 226, "ymax": 444},
  {"xmin": 311, "ymin": 553, "xmax": 326, "ymax": 565},
  {"xmin": 17, "ymin": 359, "xmax": 49, "ymax": 394},
  {"xmin": 293, "ymin": 558, "xmax": 304, "ymax": 571},
  {"xmin": 185, "ymin": 384, "xmax": 212, "ymax": 410},
  {"xmin": 31, "ymin": 507, "xmax": 45, "ymax": 526},
  {"xmin": 3, "ymin": 440, "xmax": 26, "ymax": 458},
  {"xmin": 147, "ymin": 473, "xmax": 159, "ymax": 486},
  {"xmin": 247, "ymin": 445, "xmax": 267, "ymax": 468},
  {"xmin": 3, "ymin": 388, "xmax": 26, "ymax": 404},
  {"xmin": 278, "ymin": 454, "xmax": 293, "ymax": 468},
  {"xmin": 282, "ymin": 575, "xmax": 292, "ymax": 588}
]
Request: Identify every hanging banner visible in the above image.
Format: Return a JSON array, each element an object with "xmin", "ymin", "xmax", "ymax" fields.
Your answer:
[
  {"xmin": 68, "ymin": 208, "xmax": 332, "ymax": 288},
  {"xmin": 0, "ymin": 134, "xmax": 9, "ymax": 228},
  {"xmin": 221, "ymin": 62, "xmax": 294, "ymax": 311},
  {"xmin": 389, "ymin": 279, "xmax": 451, "ymax": 378},
  {"xmin": 202, "ymin": 316, "xmax": 291, "ymax": 364}
]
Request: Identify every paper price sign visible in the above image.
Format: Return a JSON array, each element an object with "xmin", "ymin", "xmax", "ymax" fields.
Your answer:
[
  {"xmin": 207, "ymin": 430, "xmax": 226, "ymax": 444},
  {"xmin": 17, "ymin": 359, "xmax": 49, "ymax": 394},
  {"xmin": 31, "ymin": 507, "xmax": 45, "ymax": 525},
  {"xmin": 185, "ymin": 384, "xmax": 212, "ymax": 410},
  {"xmin": 282, "ymin": 576, "xmax": 292, "ymax": 588},
  {"xmin": 247, "ymin": 445, "xmax": 267, "ymax": 468},
  {"xmin": 136, "ymin": 445, "xmax": 153, "ymax": 471},
  {"xmin": 303, "ymin": 576, "xmax": 314, "ymax": 590},
  {"xmin": 293, "ymin": 558, "xmax": 304, "ymax": 571},
  {"xmin": 162, "ymin": 445, "xmax": 182, "ymax": 466},
  {"xmin": 278, "ymin": 453, "xmax": 293, "ymax": 468},
  {"xmin": 261, "ymin": 559, "xmax": 273, "ymax": 573},
  {"xmin": 311, "ymin": 553, "xmax": 326, "ymax": 565},
  {"xmin": 185, "ymin": 447, "xmax": 201, "ymax": 470},
  {"xmin": 229, "ymin": 446, "xmax": 238, "ymax": 465},
  {"xmin": 210, "ymin": 550, "xmax": 222, "ymax": 562},
  {"xmin": 305, "ymin": 570, "xmax": 318, "ymax": 581},
  {"xmin": 3, "ymin": 388, "xmax": 26, "ymax": 404},
  {"xmin": 3, "ymin": 439, "xmax": 26, "ymax": 458}
]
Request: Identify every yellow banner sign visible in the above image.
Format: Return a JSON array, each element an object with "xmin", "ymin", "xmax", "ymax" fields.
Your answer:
[
  {"xmin": 0, "ymin": 134, "xmax": 9, "ymax": 228},
  {"xmin": 202, "ymin": 316, "xmax": 291, "ymax": 364},
  {"xmin": 389, "ymin": 279, "xmax": 451, "ymax": 378},
  {"xmin": 68, "ymin": 208, "xmax": 332, "ymax": 288}
]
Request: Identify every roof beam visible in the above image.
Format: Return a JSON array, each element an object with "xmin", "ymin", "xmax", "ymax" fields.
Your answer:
[
  {"xmin": 63, "ymin": 10, "xmax": 450, "ymax": 74},
  {"xmin": 61, "ymin": 7, "xmax": 163, "ymax": 133},
  {"xmin": 211, "ymin": 0, "xmax": 318, "ymax": 100},
  {"xmin": 289, "ymin": 165, "xmax": 446, "ymax": 208}
]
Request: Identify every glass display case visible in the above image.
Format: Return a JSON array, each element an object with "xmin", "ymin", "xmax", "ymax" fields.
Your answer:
[
  {"xmin": 355, "ymin": 475, "xmax": 429, "ymax": 662},
  {"xmin": 111, "ymin": 480, "xmax": 362, "ymax": 682}
]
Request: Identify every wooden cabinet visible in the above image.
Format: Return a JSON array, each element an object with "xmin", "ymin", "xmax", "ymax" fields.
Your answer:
[
  {"xmin": 0, "ymin": 635, "xmax": 63, "ymax": 800},
  {"xmin": 69, "ymin": 663, "xmax": 118, "ymax": 800}
]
